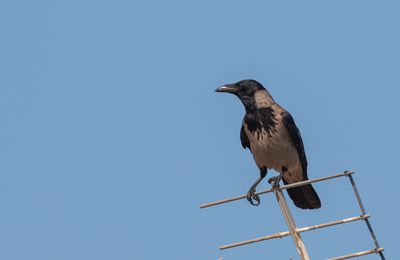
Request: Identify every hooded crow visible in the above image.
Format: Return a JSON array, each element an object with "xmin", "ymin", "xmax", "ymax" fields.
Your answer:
[{"xmin": 215, "ymin": 79, "xmax": 321, "ymax": 209}]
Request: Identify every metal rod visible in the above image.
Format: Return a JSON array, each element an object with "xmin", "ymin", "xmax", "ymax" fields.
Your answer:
[
  {"xmin": 220, "ymin": 215, "xmax": 369, "ymax": 250},
  {"xmin": 200, "ymin": 170, "xmax": 354, "ymax": 209},
  {"xmin": 327, "ymin": 248, "xmax": 384, "ymax": 260},
  {"xmin": 279, "ymin": 170, "xmax": 353, "ymax": 191},
  {"xmin": 348, "ymin": 174, "xmax": 366, "ymax": 214},
  {"xmin": 347, "ymin": 175, "xmax": 385, "ymax": 260},
  {"xmin": 272, "ymin": 180, "xmax": 310, "ymax": 260},
  {"xmin": 219, "ymin": 230, "xmax": 290, "ymax": 250},
  {"xmin": 296, "ymin": 214, "xmax": 370, "ymax": 233}
]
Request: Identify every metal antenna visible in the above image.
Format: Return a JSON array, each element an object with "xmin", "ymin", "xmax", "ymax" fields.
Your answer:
[
  {"xmin": 347, "ymin": 174, "xmax": 385, "ymax": 260},
  {"xmin": 200, "ymin": 171, "xmax": 385, "ymax": 259},
  {"xmin": 271, "ymin": 179, "xmax": 310, "ymax": 260}
]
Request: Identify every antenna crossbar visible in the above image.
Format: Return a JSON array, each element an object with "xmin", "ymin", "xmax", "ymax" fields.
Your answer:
[
  {"xmin": 200, "ymin": 171, "xmax": 354, "ymax": 209},
  {"xmin": 219, "ymin": 214, "xmax": 370, "ymax": 250},
  {"xmin": 328, "ymin": 248, "xmax": 384, "ymax": 260}
]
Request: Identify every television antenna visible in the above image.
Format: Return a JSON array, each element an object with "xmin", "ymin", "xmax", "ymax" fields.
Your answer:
[{"xmin": 200, "ymin": 171, "xmax": 385, "ymax": 259}]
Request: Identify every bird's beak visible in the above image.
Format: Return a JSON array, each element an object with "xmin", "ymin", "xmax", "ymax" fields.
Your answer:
[{"xmin": 215, "ymin": 84, "xmax": 238, "ymax": 94}]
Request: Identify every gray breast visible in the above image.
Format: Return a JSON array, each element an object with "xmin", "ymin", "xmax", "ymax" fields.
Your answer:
[{"xmin": 244, "ymin": 120, "xmax": 301, "ymax": 179}]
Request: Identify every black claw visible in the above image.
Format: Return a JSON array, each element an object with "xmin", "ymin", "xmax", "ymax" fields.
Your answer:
[
  {"xmin": 268, "ymin": 177, "xmax": 276, "ymax": 184},
  {"xmin": 246, "ymin": 188, "xmax": 260, "ymax": 206},
  {"xmin": 246, "ymin": 194, "xmax": 252, "ymax": 203},
  {"xmin": 268, "ymin": 175, "xmax": 282, "ymax": 187},
  {"xmin": 252, "ymin": 195, "xmax": 260, "ymax": 206}
]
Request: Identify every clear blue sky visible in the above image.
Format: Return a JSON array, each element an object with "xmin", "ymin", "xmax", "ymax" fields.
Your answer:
[{"xmin": 1, "ymin": 1, "xmax": 399, "ymax": 259}]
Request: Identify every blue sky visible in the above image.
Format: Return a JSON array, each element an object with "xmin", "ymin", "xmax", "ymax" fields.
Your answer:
[{"xmin": 1, "ymin": 0, "xmax": 399, "ymax": 259}]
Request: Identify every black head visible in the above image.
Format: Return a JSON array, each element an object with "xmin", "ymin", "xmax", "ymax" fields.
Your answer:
[
  {"xmin": 216, "ymin": 79, "xmax": 264, "ymax": 95},
  {"xmin": 215, "ymin": 79, "xmax": 273, "ymax": 112}
]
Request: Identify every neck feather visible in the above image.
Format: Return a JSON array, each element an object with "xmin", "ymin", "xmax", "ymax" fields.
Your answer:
[{"xmin": 254, "ymin": 90, "xmax": 274, "ymax": 109}]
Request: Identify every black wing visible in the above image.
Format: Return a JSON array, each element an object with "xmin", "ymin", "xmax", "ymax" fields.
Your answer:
[
  {"xmin": 281, "ymin": 111, "xmax": 308, "ymax": 178},
  {"xmin": 240, "ymin": 124, "xmax": 251, "ymax": 151}
]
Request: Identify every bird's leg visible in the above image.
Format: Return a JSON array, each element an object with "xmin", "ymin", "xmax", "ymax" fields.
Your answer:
[
  {"xmin": 246, "ymin": 168, "xmax": 267, "ymax": 206},
  {"xmin": 268, "ymin": 167, "xmax": 286, "ymax": 187},
  {"xmin": 268, "ymin": 174, "xmax": 282, "ymax": 188}
]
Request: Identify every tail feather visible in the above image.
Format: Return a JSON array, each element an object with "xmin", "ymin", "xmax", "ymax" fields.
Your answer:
[{"xmin": 283, "ymin": 179, "xmax": 321, "ymax": 209}]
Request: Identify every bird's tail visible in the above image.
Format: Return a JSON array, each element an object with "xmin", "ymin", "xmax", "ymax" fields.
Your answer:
[{"xmin": 284, "ymin": 181, "xmax": 321, "ymax": 209}]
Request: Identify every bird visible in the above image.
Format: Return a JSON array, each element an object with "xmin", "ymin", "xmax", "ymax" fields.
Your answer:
[{"xmin": 215, "ymin": 79, "xmax": 321, "ymax": 209}]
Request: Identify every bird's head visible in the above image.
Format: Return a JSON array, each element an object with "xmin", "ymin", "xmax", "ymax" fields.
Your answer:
[{"xmin": 215, "ymin": 79, "xmax": 274, "ymax": 112}]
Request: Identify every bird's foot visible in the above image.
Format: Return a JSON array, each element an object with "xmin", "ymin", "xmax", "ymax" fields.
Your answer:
[
  {"xmin": 246, "ymin": 186, "xmax": 260, "ymax": 206},
  {"xmin": 268, "ymin": 175, "xmax": 282, "ymax": 187}
]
